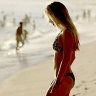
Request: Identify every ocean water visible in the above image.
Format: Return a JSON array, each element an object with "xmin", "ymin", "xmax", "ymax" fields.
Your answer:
[{"xmin": 0, "ymin": 1, "xmax": 96, "ymax": 84}]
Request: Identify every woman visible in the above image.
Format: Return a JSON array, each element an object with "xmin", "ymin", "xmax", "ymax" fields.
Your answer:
[{"xmin": 45, "ymin": 1, "xmax": 79, "ymax": 96}]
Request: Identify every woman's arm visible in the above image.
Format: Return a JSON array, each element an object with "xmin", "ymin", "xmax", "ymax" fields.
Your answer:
[{"xmin": 57, "ymin": 31, "xmax": 75, "ymax": 82}]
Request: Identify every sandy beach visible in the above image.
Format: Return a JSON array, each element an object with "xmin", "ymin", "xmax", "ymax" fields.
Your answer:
[
  {"xmin": 0, "ymin": 0, "xmax": 96, "ymax": 96},
  {"xmin": 0, "ymin": 41, "xmax": 96, "ymax": 96}
]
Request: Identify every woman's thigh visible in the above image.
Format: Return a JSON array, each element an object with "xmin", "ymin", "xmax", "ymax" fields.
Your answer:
[
  {"xmin": 58, "ymin": 76, "xmax": 75, "ymax": 96},
  {"xmin": 46, "ymin": 76, "xmax": 74, "ymax": 96}
]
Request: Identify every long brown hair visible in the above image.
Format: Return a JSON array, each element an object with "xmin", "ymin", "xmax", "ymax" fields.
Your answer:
[{"xmin": 45, "ymin": 1, "xmax": 80, "ymax": 50}]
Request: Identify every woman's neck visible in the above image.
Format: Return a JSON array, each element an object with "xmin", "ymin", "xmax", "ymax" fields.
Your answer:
[{"xmin": 57, "ymin": 24, "xmax": 66, "ymax": 32}]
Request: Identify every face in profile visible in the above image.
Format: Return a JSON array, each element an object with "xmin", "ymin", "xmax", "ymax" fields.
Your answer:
[
  {"xmin": 47, "ymin": 13, "xmax": 60, "ymax": 28},
  {"xmin": 49, "ymin": 18, "xmax": 55, "ymax": 26},
  {"xmin": 45, "ymin": 5, "xmax": 61, "ymax": 29}
]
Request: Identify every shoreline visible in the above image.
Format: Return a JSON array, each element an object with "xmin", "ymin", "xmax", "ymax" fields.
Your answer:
[{"xmin": 0, "ymin": 41, "xmax": 96, "ymax": 96}]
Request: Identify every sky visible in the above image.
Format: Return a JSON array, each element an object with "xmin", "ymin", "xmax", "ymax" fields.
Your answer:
[
  {"xmin": 0, "ymin": 0, "xmax": 96, "ymax": 12},
  {"xmin": 0, "ymin": 0, "xmax": 56, "ymax": 7},
  {"xmin": 0, "ymin": 0, "xmax": 38, "ymax": 4},
  {"xmin": 0, "ymin": 0, "xmax": 96, "ymax": 5},
  {"xmin": 0, "ymin": 0, "xmax": 51, "ymax": 3}
]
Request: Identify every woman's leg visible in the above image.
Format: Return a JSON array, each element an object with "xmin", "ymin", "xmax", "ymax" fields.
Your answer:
[
  {"xmin": 59, "ymin": 76, "xmax": 74, "ymax": 96},
  {"xmin": 16, "ymin": 36, "xmax": 20, "ymax": 49},
  {"xmin": 19, "ymin": 36, "xmax": 24, "ymax": 47},
  {"xmin": 65, "ymin": 93, "xmax": 69, "ymax": 96},
  {"xmin": 46, "ymin": 76, "xmax": 74, "ymax": 96}
]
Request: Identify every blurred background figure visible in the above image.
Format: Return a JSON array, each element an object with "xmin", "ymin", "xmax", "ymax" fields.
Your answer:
[
  {"xmin": 23, "ymin": 29, "xmax": 28, "ymax": 41},
  {"xmin": 16, "ymin": 22, "xmax": 24, "ymax": 50},
  {"xmin": 32, "ymin": 19, "xmax": 36, "ymax": 31},
  {"xmin": 23, "ymin": 14, "xmax": 30, "ymax": 26}
]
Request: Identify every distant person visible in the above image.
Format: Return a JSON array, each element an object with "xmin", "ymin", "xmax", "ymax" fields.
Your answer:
[
  {"xmin": 32, "ymin": 20, "xmax": 36, "ymax": 31},
  {"xmin": 87, "ymin": 9, "xmax": 91, "ymax": 21},
  {"xmin": 13, "ymin": 17, "xmax": 16, "ymax": 26},
  {"xmin": 82, "ymin": 9, "xmax": 86, "ymax": 19},
  {"xmin": 75, "ymin": 15, "xmax": 79, "ymax": 21},
  {"xmin": 16, "ymin": 22, "xmax": 24, "ymax": 50},
  {"xmin": 44, "ymin": 1, "xmax": 80, "ymax": 96},
  {"xmin": 23, "ymin": 29, "xmax": 28, "ymax": 41},
  {"xmin": 23, "ymin": 14, "xmax": 30, "ymax": 26}
]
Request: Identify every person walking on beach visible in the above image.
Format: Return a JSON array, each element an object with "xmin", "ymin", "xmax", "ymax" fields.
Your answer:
[
  {"xmin": 23, "ymin": 29, "xmax": 28, "ymax": 41},
  {"xmin": 44, "ymin": 1, "xmax": 80, "ymax": 96},
  {"xmin": 16, "ymin": 22, "xmax": 24, "ymax": 50}
]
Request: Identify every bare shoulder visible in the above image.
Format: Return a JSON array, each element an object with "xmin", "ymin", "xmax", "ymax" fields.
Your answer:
[
  {"xmin": 58, "ymin": 32, "xmax": 63, "ymax": 40},
  {"xmin": 65, "ymin": 29, "xmax": 74, "ymax": 38},
  {"xmin": 60, "ymin": 30, "xmax": 75, "ymax": 44}
]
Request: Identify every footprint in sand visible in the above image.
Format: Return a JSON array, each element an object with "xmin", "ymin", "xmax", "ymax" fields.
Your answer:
[
  {"xmin": 75, "ymin": 84, "xmax": 82, "ymax": 89},
  {"xmin": 84, "ymin": 87, "xmax": 88, "ymax": 90},
  {"xmin": 72, "ymin": 93, "xmax": 81, "ymax": 96}
]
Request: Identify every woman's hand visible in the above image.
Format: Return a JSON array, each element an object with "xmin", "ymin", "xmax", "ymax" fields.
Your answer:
[
  {"xmin": 51, "ymin": 79, "xmax": 57, "ymax": 86},
  {"xmin": 50, "ymin": 78, "xmax": 61, "ymax": 93},
  {"xmin": 51, "ymin": 78, "xmax": 61, "ymax": 86}
]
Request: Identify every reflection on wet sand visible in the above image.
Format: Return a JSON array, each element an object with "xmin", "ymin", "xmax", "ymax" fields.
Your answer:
[{"xmin": 16, "ymin": 51, "xmax": 28, "ymax": 68}]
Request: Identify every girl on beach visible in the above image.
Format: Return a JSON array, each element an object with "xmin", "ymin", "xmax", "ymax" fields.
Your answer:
[{"xmin": 45, "ymin": 1, "xmax": 79, "ymax": 96}]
